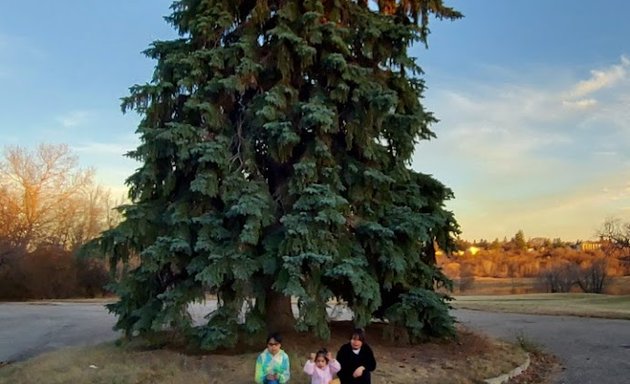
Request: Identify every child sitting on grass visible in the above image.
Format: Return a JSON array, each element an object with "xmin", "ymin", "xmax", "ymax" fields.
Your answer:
[
  {"xmin": 255, "ymin": 332, "xmax": 291, "ymax": 384},
  {"xmin": 303, "ymin": 348, "xmax": 341, "ymax": 384}
]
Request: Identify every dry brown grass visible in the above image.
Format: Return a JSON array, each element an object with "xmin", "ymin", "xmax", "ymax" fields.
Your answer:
[
  {"xmin": 453, "ymin": 293, "xmax": 630, "ymax": 320},
  {"xmin": 0, "ymin": 322, "xmax": 527, "ymax": 384},
  {"xmin": 454, "ymin": 276, "xmax": 630, "ymax": 296}
]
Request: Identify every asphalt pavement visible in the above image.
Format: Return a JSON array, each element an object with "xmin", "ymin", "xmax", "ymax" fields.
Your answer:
[
  {"xmin": 454, "ymin": 309, "xmax": 630, "ymax": 384},
  {"xmin": 0, "ymin": 302, "xmax": 118, "ymax": 362}
]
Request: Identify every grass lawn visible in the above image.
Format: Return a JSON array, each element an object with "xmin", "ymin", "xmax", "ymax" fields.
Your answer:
[{"xmin": 453, "ymin": 293, "xmax": 630, "ymax": 320}]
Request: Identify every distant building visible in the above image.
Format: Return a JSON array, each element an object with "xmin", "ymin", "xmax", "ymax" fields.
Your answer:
[{"xmin": 577, "ymin": 241, "xmax": 602, "ymax": 251}]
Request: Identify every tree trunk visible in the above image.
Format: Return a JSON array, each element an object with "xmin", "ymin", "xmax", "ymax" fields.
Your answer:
[{"xmin": 265, "ymin": 290, "xmax": 295, "ymax": 333}]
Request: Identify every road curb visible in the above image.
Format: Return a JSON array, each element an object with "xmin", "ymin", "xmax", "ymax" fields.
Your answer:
[{"xmin": 484, "ymin": 353, "xmax": 530, "ymax": 384}]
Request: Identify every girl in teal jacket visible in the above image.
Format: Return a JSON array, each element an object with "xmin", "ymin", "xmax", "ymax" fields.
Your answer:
[{"xmin": 255, "ymin": 332, "xmax": 290, "ymax": 384}]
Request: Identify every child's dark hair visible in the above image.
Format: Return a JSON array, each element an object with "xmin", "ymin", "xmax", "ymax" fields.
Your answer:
[
  {"xmin": 315, "ymin": 348, "xmax": 329, "ymax": 362},
  {"xmin": 267, "ymin": 332, "xmax": 283, "ymax": 344},
  {"xmin": 351, "ymin": 327, "xmax": 366, "ymax": 342}
]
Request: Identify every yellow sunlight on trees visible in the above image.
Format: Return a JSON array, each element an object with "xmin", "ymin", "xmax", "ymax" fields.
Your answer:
[{"xmin": 0, "ymin": 143, "xmax": 120, "ymax": 251}]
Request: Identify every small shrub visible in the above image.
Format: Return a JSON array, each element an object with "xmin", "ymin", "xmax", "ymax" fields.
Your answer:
[
  {"xmin": 535, "ymin": 263, "xmax": 577, "ymax": 293},
  {"xmin": 0, "ymin": 244, "xmax": 111, "ymax": 300},
  {"xmin": 0, "ymin": 244, "xmax": 28, "ymax": 300},
  {"xmin": 576, "ymin": 257, "xmax": 609, "ymax": 293}
]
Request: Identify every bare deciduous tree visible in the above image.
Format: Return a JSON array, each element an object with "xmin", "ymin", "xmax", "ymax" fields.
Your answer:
[
  {"xmin": 0, "ymin": 143, "xmax": 122, "ymax": 299},
  {"xmin": 536, "ymin": 262, "xmax": 577, "ymax": 293},
  {"xmin": 0, "ymin": 143, "xmax": 118, "ymax": 251},
  {"xmin": 576, "ymin": 257, "xmax": 609, "ymax": 293},
  {"xmin": 598, "ymin": 217, "xmax": 630, "ymax": 273}
]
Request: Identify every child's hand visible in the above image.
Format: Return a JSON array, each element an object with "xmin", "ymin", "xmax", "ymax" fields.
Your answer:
[
  {"xmin": 352, "ymin": 366, "xmax": 365, "ymax": 378},
  {"xmin": 309, "ymin": 352, "xmax": 316, "ymax": 361},
  {"xmin": 326, "ymin": 352, "xmax": 333, "ymax": 361}
]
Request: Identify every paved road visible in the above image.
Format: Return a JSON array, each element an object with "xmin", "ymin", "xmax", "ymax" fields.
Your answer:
[
  {"xmin": 0, "ymin": 300, "xmax": 219, "ymax": 363},
  {"xmin": 2, "ymin": 302, "xmax": 629, "ymax": 384},
  {"xmin": 454, "ymin": 309, "xmax": 630, "ymax": 384},
  {"xmin": 0, "ymin": 302, "xmax": 118, "ymax": 362}
]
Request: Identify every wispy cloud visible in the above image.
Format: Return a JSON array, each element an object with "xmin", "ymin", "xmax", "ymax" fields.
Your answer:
[
  {"xmin": 565, "ymin": 55, "xmax": 629, "ymax": 99},
  {"xmin": 426, "ymin": 86, "xmax": 571, "ymax": 174},
  {"xmin": 72, "ymin": 135, "xmax": 141, "ymax": 192},
  {"xmin": 426, "ymin": 56, "xmax": 630, "ymax": 162},
  {"xmin": 72, "ymin": 135, "xmax": 139, "ymax": 157},
  {"xmin": 562, "ymin": 98, "xmax": 597, "ymax": 109},
  {"xmin": 56, "ymin": 110, "xmax": 92, "ymax": 128},
  {"xmin": 415, "ymin": 55, "xmax": 630, "ymax": 240}
]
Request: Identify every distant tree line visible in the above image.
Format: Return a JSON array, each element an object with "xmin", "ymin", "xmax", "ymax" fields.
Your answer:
[
  {"xmin": 440, "ymin": 226, "xmax": 630, "ymax": 294},
  {"xmin": 0, "ymin": 144, "xmax": 118, "ymax": 300}
]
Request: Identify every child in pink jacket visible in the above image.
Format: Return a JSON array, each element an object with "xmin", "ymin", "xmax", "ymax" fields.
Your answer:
[{"xmin": 303, "ymin": 348, "xmax": 341, "ymax": 384}]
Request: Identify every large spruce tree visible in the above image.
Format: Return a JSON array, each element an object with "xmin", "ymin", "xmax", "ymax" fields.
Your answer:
[{"xmin": 99, "ymin": 0, "xmax": 461, "ymax": 349}]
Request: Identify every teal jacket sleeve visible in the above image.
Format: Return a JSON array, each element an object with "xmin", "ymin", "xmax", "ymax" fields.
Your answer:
[
  {"xmin": 254, "ymin": 353, "xmax": 265, "ymax": 383},
  {"xmin": 277, "ymin": 351, "xmax": 291, "ymax": 383}
]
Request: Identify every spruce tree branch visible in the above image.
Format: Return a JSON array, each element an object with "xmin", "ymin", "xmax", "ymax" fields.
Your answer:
[{"xmin": 231, "ymin": 117, "xmax": 246, "ymax": 172}]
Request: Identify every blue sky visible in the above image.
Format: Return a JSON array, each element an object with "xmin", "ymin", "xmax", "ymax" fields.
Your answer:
[{"xmin": 1, "ymin": 1, "xmax": 629, "ymax": 242}]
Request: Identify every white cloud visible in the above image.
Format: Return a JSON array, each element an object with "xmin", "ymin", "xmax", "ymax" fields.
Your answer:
[
  {"xmin": 74, "ymin": 142, "xmax": 126, "ymax": 156},
  {"xmin": 562, "ymin": 98, "xmax": 597, "ymax": 109},
  {"xmin": 425, "ymin": 57, "xmax": 630, "ymax": 164},
  {"xmin": 57, "ymin": 110, "xmax": 92, "ymax": 128},
  {"xmin": 588, "ymin": 93, "xmax": 630, "ymax": 136},
  {"xmin": 72, "ymin": 135, "xmax": 139, "ymax": 157},
  {"xmin": 592, "ymin": 151, "xmax": 618, "ymax": 157},
  {"xmin": 606, "ymin": 180, "xmax": 630, "ymax": 202},
  {"xmin": 566, "ymin": 56, "xmax": 629, "ymax": 98},
  {"xmin": 415, "ymin": 56, "xmax": 630, "ymax": 241},
  {"xmin": 426, "ymin": 86, "xmax": 572, "ymax": 172},
  {"xmin": 72, "ymin": 136, "xmax": 141, "ymax": 193}
]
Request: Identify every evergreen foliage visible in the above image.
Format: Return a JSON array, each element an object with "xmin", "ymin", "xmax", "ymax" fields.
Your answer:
[{"xmin": 96, "ymin": 0, "xmax": 461, "ymax": 349}]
